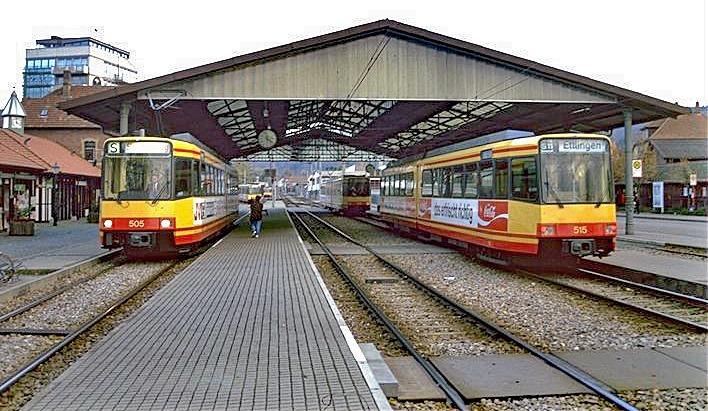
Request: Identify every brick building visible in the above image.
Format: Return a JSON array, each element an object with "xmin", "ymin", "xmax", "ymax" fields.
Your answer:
[
  {"xmin": 23, "ymin": 75, "xmax": 115, "ymax": 167},
  {"xmin": 1, "ymin": 91, "xmax": 101, "ymax": 231}
]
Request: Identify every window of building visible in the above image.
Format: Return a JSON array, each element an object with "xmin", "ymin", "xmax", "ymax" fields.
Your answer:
[{"xmin": 83, "ymin": 140, "xmax": 96, "ymax": 162}]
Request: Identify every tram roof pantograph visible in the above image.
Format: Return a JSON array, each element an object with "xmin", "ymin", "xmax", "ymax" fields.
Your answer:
[{"xmin": 58, "ymin": 20, "xmax": 688, "ymax": 162}]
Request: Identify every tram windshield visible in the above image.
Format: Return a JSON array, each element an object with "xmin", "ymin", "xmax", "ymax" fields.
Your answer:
[
  {"xmin": 539, "ymin": 138, "xmax": 613, "ymax": 205},
  {"xmin": 103, "ymin": 157, "xmax": 172, "ymax": 201},
  {"xmin": 344, "ymin": 177, "xmax": 369, "ymax": 196}
]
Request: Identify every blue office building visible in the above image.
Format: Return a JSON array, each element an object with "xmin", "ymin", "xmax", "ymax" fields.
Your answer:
[{"xmin": 23, "ymin": 36, "xmax": 137, "ymax": 99}]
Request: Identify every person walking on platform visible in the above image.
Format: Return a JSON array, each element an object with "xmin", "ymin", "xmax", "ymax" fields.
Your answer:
[{"xmin": 248, "ymin": 195, "xmax": 267, "ymax": 238}]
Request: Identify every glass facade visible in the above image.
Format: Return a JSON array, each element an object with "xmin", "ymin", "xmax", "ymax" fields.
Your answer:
[{"xmin": 23, "ymin": 38, "xmax": 135, "ymax": 99}]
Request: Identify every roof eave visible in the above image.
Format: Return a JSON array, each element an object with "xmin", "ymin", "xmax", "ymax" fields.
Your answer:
[{"xmin": 59, "ymin": 19, "xmax": 687, "ymax": 118}]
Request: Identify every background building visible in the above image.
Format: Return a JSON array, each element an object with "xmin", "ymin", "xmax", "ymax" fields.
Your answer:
[
  {"xmin": 0, "ymin": 92, "xmax": 101, "ymax": 230},
  {"xmin": 23, "ymin": 73, "xmax": 116, "ymax": 167},
  {"xmin": 640, "ymin": 106, "xmax": 708, "ymax": 211},
  {"xmin": 23, "ymin": 36, "xmax": 137, "ymax": 99}
]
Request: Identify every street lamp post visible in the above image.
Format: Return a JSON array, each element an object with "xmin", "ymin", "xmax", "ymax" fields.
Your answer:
[{"xmin": 51, "ymin": 162, "xmax": 60, "ymax": 226}]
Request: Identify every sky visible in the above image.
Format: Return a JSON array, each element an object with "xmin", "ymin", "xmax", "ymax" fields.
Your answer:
[{"xmin": 0, "ymin": 0, "xmax": 705, "ymax": 109}]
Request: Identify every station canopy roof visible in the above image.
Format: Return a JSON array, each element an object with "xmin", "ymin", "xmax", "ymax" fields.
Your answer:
[{"xmin": 59, "ymin": 20, "xmax": 688, "ymax": 163}]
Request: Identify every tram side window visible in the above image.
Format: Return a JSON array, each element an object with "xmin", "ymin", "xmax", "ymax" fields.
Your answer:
[
  {"xmin": 218, "ymin": 169, "xmax": 225, "ymax": 195},
  {"xmin": 174, "ymin": 158, "xmax": 192, "ymax": 198},
  {"xmin": 405, "ymin": 172, "xmax": 414, "ymax": 197},
  {"xmin": 206, "ymin": 165, "xmax": 215, "ymax": 196},
  {"xmin": 432, "ymin": 169, "xmax": 441, "ymax": 197},
  {"xmin": 422, "ymin": 169, "xmax": 433, "ymax": 197},
  {"xmin": 192, "ymin": 160, "xmax": 201, "ymax": 196},
  {"xmin": 464, "ymin": 163, "xmax": 478, "ymax": 199},
  {"xmin": 495, "ymin": 159, "xmax": 509, "ymax": 199},
  {"xmin": 511, "ymin": 157, "xmax": 538, "ymax": 201},
  {"xmin": 452, "ymin": 166, "xmax": 464, "ymax": 198},
  {"xmin": 479, "ymin": 161, "xmax": 493, "ymax": 198}
]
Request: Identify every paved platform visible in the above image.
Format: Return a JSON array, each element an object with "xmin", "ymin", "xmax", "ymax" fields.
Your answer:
[
  {"xmin": 0, "ymin": 219, "xmax": 104, "ymax": 271},
  {"xmin": 616, "ymin": 213, "xmax": 708, "ymax": 250},
  {"xmin": 586, "ymin": 249, "xmax": 708, "ymax": 286},
  {"xmin": 23, "ymin": 206, "xmax": 389, "ymax": 411}
]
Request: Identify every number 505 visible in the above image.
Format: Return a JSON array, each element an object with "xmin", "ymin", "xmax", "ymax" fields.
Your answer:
[{"xmin": 128, "ymin": 220, "xmax": 145, "ymax": 228}]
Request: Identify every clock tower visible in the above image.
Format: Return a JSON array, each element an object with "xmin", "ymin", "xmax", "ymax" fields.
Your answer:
[{"xmin": 1, "ymin": 90, "xmax": 26, "ymax": 134}]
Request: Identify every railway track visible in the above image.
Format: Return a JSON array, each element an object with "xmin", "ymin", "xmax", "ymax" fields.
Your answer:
[
  {"xmin": 290, "ymin": 207, "xmax": 644, "ymax": 411},
  {"xmin": 0, "ymin": 258, "xmax": 187, "ymax": 407},
  {"xmin": 521, "ymin": 268, "xmax": 708, "ymax": 332}
]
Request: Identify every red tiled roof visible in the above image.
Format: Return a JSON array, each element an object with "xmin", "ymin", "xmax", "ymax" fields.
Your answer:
[
  {"xmin": 0, "ymin": 129, "xmax": 49, "ymax": 171},
  {"xmin": 23, "ymin": 86, "xmax": 114, "ymax": 129},
  {"xmin": 22, "ymin": 133, "xmax": 101, "ymax": 177},
  {"xmin": 649, "ymin": 113, "xmax": 707, "ymax": 140}
]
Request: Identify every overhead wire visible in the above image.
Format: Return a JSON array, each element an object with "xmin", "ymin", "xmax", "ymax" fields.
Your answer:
[{"xmin": 287, "ymin": 31, "xmax": 394, "ymax": 162}]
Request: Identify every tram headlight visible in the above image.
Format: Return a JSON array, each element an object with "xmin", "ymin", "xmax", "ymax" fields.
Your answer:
[
  {"xmin": 160, "ymin": 219, "xmax": 172, "ymax": 228},
  {"xmin": 103, "ymin": 219, "xmax": 113, "ymax": 228},
  {"xmin": 605, "ymin": 224, "xmax": 616, "ymax": 235}
]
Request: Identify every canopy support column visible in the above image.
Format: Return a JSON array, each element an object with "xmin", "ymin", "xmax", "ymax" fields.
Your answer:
[
  {"xmin": 623, "ymin": 108, "xmax": 634, "ymax": 235},
  {"xmin": 119, "ymin": 103, "xmax": 131, "ymax": 136}
]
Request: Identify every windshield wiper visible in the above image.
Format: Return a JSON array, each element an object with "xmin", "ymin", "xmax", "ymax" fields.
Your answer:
[
  {"xmin": 544, "ymin": 177, "xmax": 564, "ymax": 208},
  {"xmin": 151, "ymin": 183, "xmax": 169, "ymax": 205}
]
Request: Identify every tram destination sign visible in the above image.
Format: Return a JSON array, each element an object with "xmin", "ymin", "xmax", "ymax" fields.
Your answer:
[
  {"xmin": 541, "ymin": 139, "xmax": 607, "ymax": 153},
  {"xmin": 106, "ymin": 141, "xmax": 171, "ymax": 156}
]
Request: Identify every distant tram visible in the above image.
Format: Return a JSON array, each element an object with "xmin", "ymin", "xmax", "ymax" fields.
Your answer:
[
  {"xmin": 319, "ymin": 172, "xmax": 370, "ymax": 215},
  {"xmin": 380, "ymin": 133, "xmax": 616, "ymax": 266},
  {"xmin": 100, "ymin": 134, "xmax": 239, "ymax": 256},
  {"xmin": 238, "ymin": 183, "xmax": 274, "ymax": 202}
]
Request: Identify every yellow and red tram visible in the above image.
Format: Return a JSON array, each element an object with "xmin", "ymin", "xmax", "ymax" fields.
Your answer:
[
  {"xmin": 99, "ymin": 134, "xmax": 239, "ymax": 256},
  {"xmin": 380, "ymin": 133, "xmax": 616, "ymax": 265},
  {"xmin": 319, "ymin": 172, "xmax": 370, "ymax": 215}
]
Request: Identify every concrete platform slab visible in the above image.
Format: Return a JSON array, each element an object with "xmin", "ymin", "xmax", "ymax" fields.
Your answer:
[
  {"xmin": 585, "ymin": 249, "xmax": 708, "ymax": 285},
  {"xmin": 431, "ymin": 354, "xmax": 590, "ymax": 399},
  {"xmin": 554, "ymin": 347, "xmax": 708, "ymax": 390},
  {"xmin": 655, "ymin": 346, "xmax": 707, "ymax": 372},
  {"xmin": 384, "ymin": 356, "xmax": 445, "ymax": 401},
  {"xmin": 360, "ymin": 344, "xmax": 398, "ymax": 397}
]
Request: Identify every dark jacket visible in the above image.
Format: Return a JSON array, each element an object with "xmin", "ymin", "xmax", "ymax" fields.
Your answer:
[{"xmin": 249, "ymin": 199, "xmax": 264, "ymax": 222}]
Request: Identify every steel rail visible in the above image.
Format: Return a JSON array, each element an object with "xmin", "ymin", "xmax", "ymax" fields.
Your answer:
[
  {"xmin": 0, "ymin": 259, "xmax": 124, "ymax": 323},
  {"xmin": 0, "ymin": 249, "xmax": 123, "ymax": 305},
  {"xmin": 0, "ymin": 260, "xmax": 179, "ymax": 395},
  {"xmin": 290, "ymin": 210, "xmax": 469, "ymax": 411},
  {"xmin": 521, "ymin": 269, "xmax": 708, "ymax": 333},
  {"xmin": 304, "ymin": 210, "xmax": 642, "ymax": 411},
  {"xmin": 576, "ymin": 268, "xmax": 708, "ymax": 307}
]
